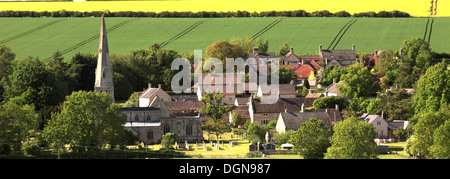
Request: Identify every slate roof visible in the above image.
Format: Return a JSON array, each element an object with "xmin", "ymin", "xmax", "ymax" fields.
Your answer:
[
  {"xmin": 120, "ymin": 107, "xmax": 159, "ymax": 112},
  {"xmin": 163, "ymin": 101, "xmax": 204, "ymax": 111},
  {"xmin": 235, "ymin": 96, "xmax": 251, "ymax": 106},
  {"xmin": 321, "ymin": 49, "xmax": 356, "ymax": 66},
  {"xmin": 231, "ymin": 105, "xmax": 251, "ymax": 119},
  {"xmin": 259, "ymin": 83, "xmax": 296, "ymax": 96},
  {"xmin": 361, "ymin": 114, "xmax": 380, "ymax": 123},
  {"xmin": 139, "ymin": 88, "xmax": 160, "ymax": 99},
  {"xmin": 170, "ymin": 95, "xmax": 198, "ymax": 102},
  {"xmin": 305, "ymin": 92, "xmax": 324, "ymax": 98},
  {"xmin": 279, "ymin": 111, "xmax": 335, "ymax": 130},
  {"xmin": 388, "ymin": 120, "xmax": 409, "ymax": 130},
  {"xmin": 252, "ymin": 97, "xmax": 316, "ymax": 113},
  {"xmin": 324, "ymin": 82, "xmax": 344, "ymax": 94}
]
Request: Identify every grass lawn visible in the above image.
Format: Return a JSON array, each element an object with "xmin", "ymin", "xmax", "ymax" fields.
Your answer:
[
  {"xmin": 378, "ymin": 142, "xmax": 411, "ymax": 159},
  {"xmin": 132, "ymin": 131, "xmax": 413, "ymax": 159}
]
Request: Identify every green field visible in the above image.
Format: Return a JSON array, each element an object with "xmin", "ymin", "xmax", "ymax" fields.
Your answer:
[{"xmin": 0, "ymin": 17, "xmax": 448, "ymax": 61}]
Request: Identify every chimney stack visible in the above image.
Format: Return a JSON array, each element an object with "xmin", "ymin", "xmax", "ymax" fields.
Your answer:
[
  {"xmin": 333, "ymin": 78, "xmax": 336, "ymax": 84},
  {"xmin": 374, "ymin": 50, "xmax": 378, "ymax": 58},
  {"xmin": 290, "ymin": 47, "xmax": 294, "ymax": 53},
  {"xmin": 253, "ymin": 47, "xmax": 259, "ymax": 54},
  {"xmin": 352, "ymin": 44, "xmax": 355, "ymax": 51},
  {"xmin": 158, "ymin": 84, "xmax": 162, "ymax": 89},
  {"xmin": 399, "ymin": 48, "xmax": 403, "ymax": 58},
  {"xmin": 335, "ymin": 104, "xmax": 339, "ymax": 111},
  {"xmin": 381, "ymin": 111, "xmax": 384, "ymax": 119},
  {"xmin": 148, "ymin": 83, "xmax": 152, "ymax": 89},
  {"xmin": 319, "ymin": 44, "xmax": 323, "ymax": 57}
]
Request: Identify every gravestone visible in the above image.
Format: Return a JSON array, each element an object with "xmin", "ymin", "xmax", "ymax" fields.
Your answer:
[
  {"xmin": 178, "ymin": 143, "xmax": 185, "ymax": 150},
  {"xmin": 185, "ymin": 141, "xmax": 189, "ymax": 150},
  {"xmin": 230, "ymin": 141, "xmax": 238, "ymax": 147},
  {"xmin": 249, "ymin": 143, "xmax": 256, "ymax": 152},
  {"xmin": 263, "ymin": 143, "xmax": 276, "ymax": 150}
]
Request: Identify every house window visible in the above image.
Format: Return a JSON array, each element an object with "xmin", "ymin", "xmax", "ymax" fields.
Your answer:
[
  {"xmin": 134, "ymin": 115, "xmax": 139, "ymax": 121},
  {"xmin": 229, "ymin": 97, "xmax": 233, "ymax": 101},
  {"xmin": 147, "ymin": 130, "xmax": 153, "ymax": 140},
  {"xmin": 103, "ymin": 71, "xmax": 105, "ymax": 78},
  {"xmin": 146, "ymin": 115, "xmax": 151, "ymax": 121},
  {"xmin": 261, "ymin": 120, "xmax": 270, "ymax": 125},
  {"xmin": 376, "ymin": 121, "xmax": 381, "ymax": 126},
  {"xmin": 163, "ymin": 124, "xmax": 171, "ymax": 135},
  {"xmin": 186, "ymin": 124, "xmax": 193, "ymax": 136},
  {"xmin": 263, "ymin": 113, "xmax": 268, "ymax": 117}
]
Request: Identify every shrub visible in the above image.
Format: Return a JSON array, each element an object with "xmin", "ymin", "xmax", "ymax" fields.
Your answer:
[{"xmin": 22, "ymin": 139, "xmax": 40, "ymax": 156}]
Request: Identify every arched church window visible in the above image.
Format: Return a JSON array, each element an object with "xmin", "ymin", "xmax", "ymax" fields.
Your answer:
[
  {"xmin": 134, "ymin": 115, "xmax": 139, "ymax": 121},
  {"xmin": 146, "ymin": 115, "xmax": 151, "ymax": 121},
  {"xmin": 163, "ymin": 124, "xmax": 170, "ymax": 135},
  {"xmin": 186, "ymin": 124, "xmax": 193, "ymax": 136},
  {"xmin": 147, "ymin": 130, "xmax": 153, "ymax": 140}
]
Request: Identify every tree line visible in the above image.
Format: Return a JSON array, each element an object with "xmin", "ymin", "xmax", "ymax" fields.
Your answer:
[{"xmin": 0, "ymin": 9, "xmax": 410, "ymax": 18}]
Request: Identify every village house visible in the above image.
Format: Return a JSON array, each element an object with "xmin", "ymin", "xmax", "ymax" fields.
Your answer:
[
  {"xmin": 360, "ymin": 113, "xmax": 411, "ymax": 140},
  {"xmin": 275, "ymin": 108, "xmax": 342, "ymax": 133},
  {"xmin": 139, "ymin": 83, "xmax": 171, "ymax": 107},
  {"xmin": 280, "ymin": 47, "xmax": 301, "ymax": 65},
  {"xmin": 319, "ymin": 44, "xmax": 356, "ymax": 67},
  {"xmin": 361, "ymin": 113, "xmax": 389, "ymax": 139},
  {"xmin": 256, "ymin": 83, "xmax": 296, "ymax": 98},
  {"xmin": 388, "ymin": 120, "xmax": 410, "ymax": 139},
  {"xmin": 249, "ymin": 97, "xmax": 316, "ymax": 125},
  {"xmin": 323, "ymin": 78, "xmax": 344, "ymax": 97}
]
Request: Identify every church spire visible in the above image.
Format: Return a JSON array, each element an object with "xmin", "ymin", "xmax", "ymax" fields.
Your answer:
[{"xmin": 94, "ymin": 14, "xmax": 115, "ymax": 102}]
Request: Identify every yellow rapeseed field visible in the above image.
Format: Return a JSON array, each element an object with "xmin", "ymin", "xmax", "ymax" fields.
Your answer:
[{"xmin": 0, "ymin": 0, "xmax": 448, "ymax": 17}]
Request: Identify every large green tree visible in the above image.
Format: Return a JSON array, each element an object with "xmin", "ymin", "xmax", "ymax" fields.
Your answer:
[
  {"xmin": 200, "ymin": 91, "xmax": 233, "ymax": 142},
  {"xmin": 429, "ymin": 120, "xmax": 450, "ymax": 159},
  {"xmin": 0, "ymin": 101, "xmax": 36, "ymax": 154},
  {"xmin": 338, "ymin": 63, "xmax": 379, "ymax": 98},
  {"xmin": 42, "ymin": 91, "xmax": 127, "ymax": 152},
  {"xmin": 408, "ymin": 104, "xmax": 450, "ymax": 158},
  {"xmin": 205, "ymin": 40, "xmax": 246, "ymax": 61},
  {"xmin": 276, "ymin": 43, "xmax": 290, "ymax": 56},
  {"xmin": 0, "ymin": 45, "xmax": 16, "ymax": 103},
  {"xmin": 67, "ymin": 52, "xmax": 97, "ymax": 92},
  {"xmin": 412, "ymin": 61, "xmax": 450, "ymax": 115},
  {"xmin": 2, "ymin": 57, "xmax": 57, "ymax": 110},
  {"xmin": 289, "ymin": 118, "xmax": 330, "ymax": 159},
  {"xmin": 325, "ymin": 117, "xmax": 378, "ymax": 159},
  {"xmin": 378, "ymin": 89, "xmax": 413, "ymax": 122}
]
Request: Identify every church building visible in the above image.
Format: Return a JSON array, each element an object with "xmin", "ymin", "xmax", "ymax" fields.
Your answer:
[{"xmin": 94, "ymin": 15, "xmax": 203, "ymax": 144}]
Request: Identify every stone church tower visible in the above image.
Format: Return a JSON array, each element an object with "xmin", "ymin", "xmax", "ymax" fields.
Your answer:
[{"xmin": 94, "ymin": 15, "xmax": 115, "ymax": 102}]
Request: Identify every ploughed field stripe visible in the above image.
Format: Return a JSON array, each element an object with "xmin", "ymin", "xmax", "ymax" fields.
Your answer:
[
  {"xmin": 0, "ymin": 19, "xmax": 66, "ymax": 44},
  {"xmin": 43, "ymin": 18, "xmax": 138, "ymax": 61}
]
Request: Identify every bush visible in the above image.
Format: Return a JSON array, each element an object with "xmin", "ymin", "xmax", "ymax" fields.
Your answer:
[
  {"xmin": 246, "ymin": 151, "xmax": 262, "ymax": 158},
  {"xmin": 22, "ymin": 139, "xmax": 40, "ymax": 156},
  {"xmin": 0, "ymin": 144, "xmax": 11, "ymax": 155},
  {"xmin": 161, "ymin": 133, "xmax": 177, "ymax": 149}
]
